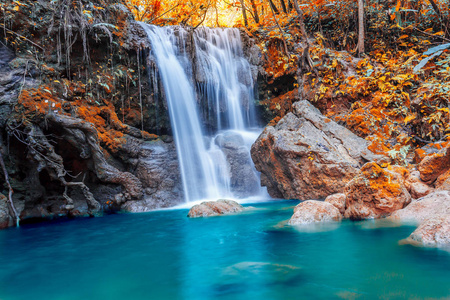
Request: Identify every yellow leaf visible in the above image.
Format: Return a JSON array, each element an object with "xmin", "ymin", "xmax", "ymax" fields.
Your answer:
[
  {"xmin": 13, "ymin": 6, "xmax": 19, "ymax": 11},
  {"xmin": 399, "ymin": 35, "xmax": 408, "ymax": 39},
  {"xmin": 395, "ymin": 0, "xmax": 401, "ymax": 11}
]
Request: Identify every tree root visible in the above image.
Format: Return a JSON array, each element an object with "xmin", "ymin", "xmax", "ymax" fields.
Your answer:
[
  {"xmin": 0, "ymin": 148, "xmax": 20, "ymax": 227},
  {"xmin": 46, "ymin": 112, "xmax": 143, "ymax": 199},
  {"xmin": 23, "ymin": 123, "xmax": 103, "ymax": 213}
]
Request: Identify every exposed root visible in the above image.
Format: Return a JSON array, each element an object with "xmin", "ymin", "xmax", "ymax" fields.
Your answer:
[
  {"xmin": 0, "ymin": 148, "xmax": 20, "ymax": 227},
  {"xmin": 23, "ymin": 123, "xmax": 103, "ymax": 213},
  {"xmin": 46, "ymin": 112, "xmax": 143, "ymax": 199}
]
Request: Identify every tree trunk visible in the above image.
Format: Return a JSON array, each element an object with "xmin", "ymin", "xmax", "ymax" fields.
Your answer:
[
  {"xmin": 241, "ymin": 1, "xmax": 248, "ymax": 27},
  {"xmin": 268, "ymin": 0, "xmax": 279, "ymax": 14},
  {"xmin": 268, "ymin": 0, "xmax": 289, "ymax": 57},
  {"xmin": 280, "ymin": 0, "xmax": 288, "ymax": 13},
  {"xmin": 357, "ymin": 0, "xmax": 365, "ymax": 55},
  {"xmin": 250, "ymin": 0, "xmax": 260, "ymax": 23},
  {"xmin": 292, "ymin": 0, "xmax": 309, "ymax": 44}
]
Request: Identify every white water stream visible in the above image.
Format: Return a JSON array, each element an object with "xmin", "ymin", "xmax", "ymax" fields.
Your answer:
[{"xmin": 140, "ymin": 23, "xmax": 266, "ymax": 202}]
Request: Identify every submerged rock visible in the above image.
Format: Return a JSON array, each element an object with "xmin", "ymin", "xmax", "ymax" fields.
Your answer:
[
  {"xmin": 288, "ymin": 200, "xmax": 342, "ymax": 225},
  {"xmin": 251, "ymin": 100, "xmax": 383, "ymax": 200},
  {"xmin": 406, "ymin": 215, "xmax": 450, "ymax": 249},
  {"xmin": 222, "ymin": 261, "xmax": 300, "ymax": 279},
  {"xmin": 344, "ymin": 163, "xmax": 411, "ymax": 220},
  {"xmin": 187, "ymin": 199, "xmax": 244, "ymax": 218}
]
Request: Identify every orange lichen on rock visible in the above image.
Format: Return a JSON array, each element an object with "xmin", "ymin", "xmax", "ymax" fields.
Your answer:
[
  {"xmin": 418, "ymin": 147, "xmax": 450, "ymax": 183},
  {"xmin": 75, "ymin": 102, "xmax": 126, "ymax": 152},
  {"xmin": 343, "ymin": 162, "xmax": 411, "ymax": 219},
  {"xmin": 17, "ymin": 87, "xmax": 62, "ymax": 118}
]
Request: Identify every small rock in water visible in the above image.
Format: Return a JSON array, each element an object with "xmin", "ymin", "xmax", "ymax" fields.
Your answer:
[
  {"xmin": 288, "ymin": 200, "xmax": 342, "ymax": 225},
  {"xmin": 187, "ymin": 199, "xmax": 244, "ymax": 218}
]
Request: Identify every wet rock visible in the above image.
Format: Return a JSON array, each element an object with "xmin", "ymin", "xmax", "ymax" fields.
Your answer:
[
  {"xmin": 0, "ymin": 194, "xmax": 14, "ymax": 229},
  {"xmin": 325, "ymin": 193, "xmax": 346, "ymax": 215},
  {"xmin": 251, "ymin": 100, "xmax": 383, "ymax": 200},
  {"xmin": 121, "ymin": 139, "xmax": 183, "ymax": 212},
  {"xmin": 389, "ymin": 191, "xmax": 450, "ymax": 224},
  {"xmin": 288, "ymin": 200, "xmax": 342, "ymax": 225},
  {"xmin": 344, "ymin": 163, "xmax": 411, "ymax": 220},
  {"xmin": 215, "ymin": 132, "xmax": 260, "ymax": 198},
  {"xmin": 406, "ymin": 215, "xmax": 450, "ymax": 249},
  {"xmin": 187, "ymin": 199, "xmax": 244, "ymax": 218}
]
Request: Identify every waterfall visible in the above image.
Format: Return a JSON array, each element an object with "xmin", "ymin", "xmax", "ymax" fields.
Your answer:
[{"xmin": 140, "ymin": 23, "xmax": 265, "ymax": 203}]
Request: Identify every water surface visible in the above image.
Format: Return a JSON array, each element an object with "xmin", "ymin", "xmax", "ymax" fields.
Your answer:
[{"xmin": 0, "ymin": 200, "xmax": 449, "ymax": 299}]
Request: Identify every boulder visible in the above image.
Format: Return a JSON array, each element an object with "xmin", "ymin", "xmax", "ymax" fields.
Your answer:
[
  {"xmin": 344, "ymin": 163, "xmax": 411, "ymax": 220},
  {"xmin": 187, "ymin": 199, "xmax": 244, "ymax": 218},
  {"xmin": 121, "ymin": 139, "xmax": 184, "ymax": 212},
  {"xmin": 389, "ymin": 191, "xmax": 450, "ymax": 224},
  {"xmin": 251, "ymin": 100, "xmax": 383, "ymax": 200},
  {"xmin": 406, "ymin": 215, "xmax": 450, "ymax": 249},
  {"xmin": 325, "ymin": 193, "xmax": 346, "ymax": 215},
  {"xmin": 417, "ymin": 146, "xmax": 450, "ymax": 183},
  {"xmin": 404, "ymin": 171, "xmax": 434, "ymax": 199},
  {"xmin": 288, "ymin": 200, "xmax": 342, "ymax": 225},
  {"xmin": 0, "ymin": 194, "xmax": 14, "ymax": 229}
]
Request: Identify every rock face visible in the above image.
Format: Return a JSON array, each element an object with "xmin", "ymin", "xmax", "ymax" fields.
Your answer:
[
  {"xmin": 251, "ymin": 100, "xmax": 383, "ymax": 200},
  {"xmin": 389, "ymin": 191, "xmax": 450, "ymax": 223},
  {"xmin": 407, "ymin": 215, "xmax": 450, "ymax": 249},
  {"xmin": 0, "ymin": 194, "xmax": 14, "ymax": 229},
  {"xmin": 187, "ymin": 199, "xmax": 244, "ymax": 218},
  {"xmin": 121, "ymin": 139, "xmax": 183, "ymax": 212},
  {"xmin": 288, "ymin": 200, "xmax": 342, "ymax": 225},
  {"xmin": 325, "ymin": 193, "xmax": 346, "ymax": 215},
  {"xmin": 344, "ymin": 163, "xmax": 411, "ymax": 220}
]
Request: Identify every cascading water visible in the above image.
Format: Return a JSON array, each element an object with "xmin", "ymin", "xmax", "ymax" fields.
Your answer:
[{"xmin": 140, "ymin": 23, "xmax": 266, "ymax": 203}]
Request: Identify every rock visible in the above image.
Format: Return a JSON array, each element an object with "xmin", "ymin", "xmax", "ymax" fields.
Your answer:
[
  {"xmin": 404, "ymin": 170, "xmax": 434, "ymax": 199},
  {"xmin": 389, "ymin": 191, "xmax": 450, "ymax": 224},
  {"xmin": 288, "ymin": 200, "xmax": 342, "ymax": 225},
  {"xmin": 344, "ymin": 162, "xmax": 411, "ymax": 220},
  {"xmin": 435, "ymin": 169, "xmax": 450, "ymax": 190},
  {"xmin": 406, "ymin": 215, "xmax": 450, "ymax": 249},
  {"xmin": 214, "ymin": 131, "xmax": 260, "ymax": 198},
  {"xmin": 417, "ymin": 146, "xmax": 450, "ymax": 183},
  {"xmin": 0, "ymin": 194, "xmax": 14, "ymax": 229},
  {"xmin": 251, "ymin": 100, "xmax": 384, "ymax": 200},
  {"xmin": 413, "ymin": 141, "xmax": 448, "ymax": 163},
  {"xmin": 187, "ymin": 199, "xmax": 244, "ymax": 218},
  {"xmin": 222, "ymin": 261, "xmax": 300, "ymax": 280},
  {"xmin": 325, "ymin": 193, "xmax": 346, "ymax": 215},
  {"xmin": 121, "ymin": 139, "xmax": 184, "ymax": 212}
]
